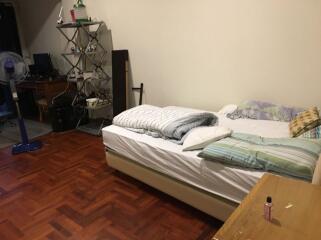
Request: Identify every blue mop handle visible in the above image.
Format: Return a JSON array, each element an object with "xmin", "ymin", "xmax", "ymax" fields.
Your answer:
[
  {"xmin": 4, "ymin": 56, "xmax": 42, "ymax": 154},
  {"xmin": 11, "ymin": 84, "xmax": 29, "ymax": 145},
  {"xmin": 8, "ymin": 75, "xmax": 29, "ymax": 145},
  {"xmin": 18, "ymin": 117, "xmax": 29, "ymax": 145}
]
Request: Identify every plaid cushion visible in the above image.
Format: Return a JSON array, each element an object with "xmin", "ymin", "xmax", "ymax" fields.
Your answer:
[
  {"xmin": 299, "ymin": 126, "xmax": 321, "ymax": 139},
  {"xmin": 289, "ymin": 107, "xmax": 320, "ymax": 137}
]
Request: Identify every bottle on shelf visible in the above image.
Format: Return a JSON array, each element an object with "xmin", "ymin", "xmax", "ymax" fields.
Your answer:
[{"xmin": 74, "ymin": 0, "xmax": 89, "ymax": 23}]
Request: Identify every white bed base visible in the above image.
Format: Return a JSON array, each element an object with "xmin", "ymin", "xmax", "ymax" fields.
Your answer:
[
  {"xmin": 105, "ymin": 149, "xmax": 321, "ymax": 222},
  {"xmin": 106, "ymin": 149, "xmax": 238, "ymax": 222}
]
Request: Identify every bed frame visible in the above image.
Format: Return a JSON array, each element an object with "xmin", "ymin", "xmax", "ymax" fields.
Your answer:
[{"xmin": 106, "ymin": 149, "xmax": 321, "ymax": 222}]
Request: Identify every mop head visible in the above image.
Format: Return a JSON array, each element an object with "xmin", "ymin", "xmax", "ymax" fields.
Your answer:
[{"xmin": 12, "ymin": 140, "xmax": 42, "ymax": 155}]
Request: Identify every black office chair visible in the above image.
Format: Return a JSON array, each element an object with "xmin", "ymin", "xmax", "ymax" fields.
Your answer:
[
  {"xmin": 0, "ymin": 87, "xmax": 15, "ymax": 131},
  {"xmin": 0, "ymin": 88, "xmax": 6, "ymax": 131},
  {"xmin": 0, "ymin": 87, "xmax": 4, "ymax": 105}
]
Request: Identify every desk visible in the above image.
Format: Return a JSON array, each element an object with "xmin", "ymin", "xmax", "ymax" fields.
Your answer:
[
  {"xmin": 17, "ymin": 80, "xmax": 68, "ymax": 104},
  {"xmin": 213, "ymin": 174, "xmax": 321, "ymax": 240},
  {"xmin": 17, "ymin": 79, "xmax": 69, "ymax": 121}
]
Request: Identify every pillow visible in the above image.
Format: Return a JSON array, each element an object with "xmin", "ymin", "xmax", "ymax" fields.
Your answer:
[
  {"xmin": 298, "ymin": 125, "xmax": 321, "ymax": 139},
  {"xmin": 218, "ymin": 104, "xmax": 238, "ymax": 115},
  {"xmin": 198, "ymin": 133, "xmax": 321, "ymax": 180},
  {"xmin": 182, "ymin": 126, "xmax": 232, "ymax": 151},
  {"xmin": 289, "ymin": 107, "xmax": 320, "ymax": 137},
  {"xmin": 300, "ymin": 108, "xmax": 321, "ymax": 139},
  {"xmin": 227, "ymin": 100, "xmax": 304, "ymax": 122}
]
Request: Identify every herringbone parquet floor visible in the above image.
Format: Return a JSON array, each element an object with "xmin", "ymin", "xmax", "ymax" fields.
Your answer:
[{"xmin": 0, "ymin": 131, "xmax": 222, "ymax": 240}]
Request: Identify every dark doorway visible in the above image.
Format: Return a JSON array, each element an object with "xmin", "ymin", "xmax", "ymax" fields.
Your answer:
[
  {"xmin": 0, "ymin": 3, "xmax": 21, "ymax": 118},
  {"xmin": 0, "ymin": 2, "xmax": 22, "ymax": 54}
]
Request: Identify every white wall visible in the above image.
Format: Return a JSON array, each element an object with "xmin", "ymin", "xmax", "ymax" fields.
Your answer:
[
  {"xmin": 17, "ymin": 0, "xmax": 65, "ymax": 70},
  {"xmin": 26, "ymin": 0, "xmax": 321, "ymax": 110}
]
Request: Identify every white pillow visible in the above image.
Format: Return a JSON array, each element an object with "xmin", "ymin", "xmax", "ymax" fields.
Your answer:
[
  {"xmin": 218, "ymin": 104, "xmax": 238, "ymax": 115},
  {"xmin": 182, "ymin": 126, "xmax": 232, "ymax": 151}
]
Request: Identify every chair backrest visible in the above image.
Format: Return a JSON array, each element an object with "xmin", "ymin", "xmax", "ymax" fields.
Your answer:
[
  {"xmin": 0, "ymin": 87, "xmax": 4, "ymax": 105},
  {"xmin": 34, "ymin": 81, "xmax": 68, "ymax": 106}
]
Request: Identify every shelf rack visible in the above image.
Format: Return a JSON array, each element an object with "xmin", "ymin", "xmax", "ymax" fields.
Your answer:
[
  {"xmin": 57, "ymin": 21, "xmax": 110, "ymax": 79},
  {"xmin": 57, "ymin": 21, "xmax": 112, "ymax": 136}
]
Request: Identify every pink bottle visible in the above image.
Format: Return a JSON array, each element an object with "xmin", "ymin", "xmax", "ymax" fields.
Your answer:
[{"xmin": 264, "ymin": 196, "xmax": 272, "ymax": 221}]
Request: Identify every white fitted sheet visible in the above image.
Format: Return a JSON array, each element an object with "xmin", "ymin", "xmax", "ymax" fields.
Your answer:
[{"xmin": 102, "ymin": 114, "xmax": 290, "ymax": 203}]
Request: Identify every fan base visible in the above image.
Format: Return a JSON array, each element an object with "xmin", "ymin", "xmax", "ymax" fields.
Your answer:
[{"xmin": 12, "ymin": 140, "xmax": 42, "ymax": 155}]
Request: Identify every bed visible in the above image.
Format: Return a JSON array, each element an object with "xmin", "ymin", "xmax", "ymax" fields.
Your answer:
[{"xmin": 102, "ymin": 112, "xmax": 321, "ymax": 221}]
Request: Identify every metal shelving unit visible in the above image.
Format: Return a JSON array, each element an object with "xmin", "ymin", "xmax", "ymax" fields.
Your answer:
[
  {"xmin": 57, "ymin": 21, "xmax": 112, "ymax": 136},
  {"xmin": 57, "ymin": 21, "xmax": 109, "ymax": 79}
]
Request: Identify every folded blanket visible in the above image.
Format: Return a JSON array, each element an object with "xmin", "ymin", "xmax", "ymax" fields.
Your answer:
[
  {"xmin": 113, "ymin": 105, "xmax": 217, "ymax": 143},
  {"xmin": 198, "ymin": 133, "xmax": 321, "ymax": 180}
]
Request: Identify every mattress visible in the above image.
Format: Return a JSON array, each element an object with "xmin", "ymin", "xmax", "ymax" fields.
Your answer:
[{"xmin": 102, "ymin": 113, "xmax": 290, "ymax": 203}]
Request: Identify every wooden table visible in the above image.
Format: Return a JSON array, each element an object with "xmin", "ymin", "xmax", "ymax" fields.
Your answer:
[
  {"xmin": 17, "ymin": 79, "xmax": 69, "ymax": 121},
  {"xmin": 17, "ymin": 79, "xmax": 68, "ymax": 103},
  {"xmin": 213, "ymin": 174, "xmax": 321, "ymax": 240}
]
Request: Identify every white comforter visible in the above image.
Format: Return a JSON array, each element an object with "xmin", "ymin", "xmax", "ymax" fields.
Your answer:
[{"xmin": 113, "ymin": 105, "xmax": 217, "ymax": 142}]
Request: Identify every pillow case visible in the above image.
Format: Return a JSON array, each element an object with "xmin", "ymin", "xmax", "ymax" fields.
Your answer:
[
  {"xmin": 198, "ymin": 133, "xmax": 321, "ymax": 180},
  {"xmin": 182, "ymin": 126, "xmax": 232, "ymax": 151},
  {"xmin": 218, "ymin": 104, "xmax": 238, "ymax": 115},
  {"xmin": 289, "ymin": 107, "xmax": 320, "ymax": 137},
  {"xmin": 227, "ymin": 100, "xmax": 304, "ymax": 122},
  {"xmin": 299, "ymin": 126, "xmax": 321, "ymax": 139}
]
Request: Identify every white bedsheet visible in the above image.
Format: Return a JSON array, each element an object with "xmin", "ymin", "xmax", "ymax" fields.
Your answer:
[{"xmin": 102, "ymin": 114, "xmax": 290, "ymax": 203}]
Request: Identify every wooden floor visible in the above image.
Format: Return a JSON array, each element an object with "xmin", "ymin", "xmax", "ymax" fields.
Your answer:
[{"xmin": 0, "ymin": 131, "xmax": 222, "ymax": 240}]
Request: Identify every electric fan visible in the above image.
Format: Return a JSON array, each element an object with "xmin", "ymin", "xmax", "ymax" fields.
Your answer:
[{"xmin": 0, "ymin": 52, "xmax": 42, "ymax": 154}]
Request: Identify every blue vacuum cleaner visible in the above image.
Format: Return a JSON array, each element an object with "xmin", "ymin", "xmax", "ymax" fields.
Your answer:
[{"xmin": 4, "ymin": 58, "xmax": 42, "ymax": 154}]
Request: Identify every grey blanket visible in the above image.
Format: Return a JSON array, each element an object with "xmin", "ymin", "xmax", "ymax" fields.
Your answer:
[{"xmin": 113, "ymin": 105, "xmax": 217, "ymax": 143}]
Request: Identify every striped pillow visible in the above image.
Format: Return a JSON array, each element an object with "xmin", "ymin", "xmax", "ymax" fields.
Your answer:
[{"xmin": 198, "ymin": 133, "xmax": 321, "ymax": 180}]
